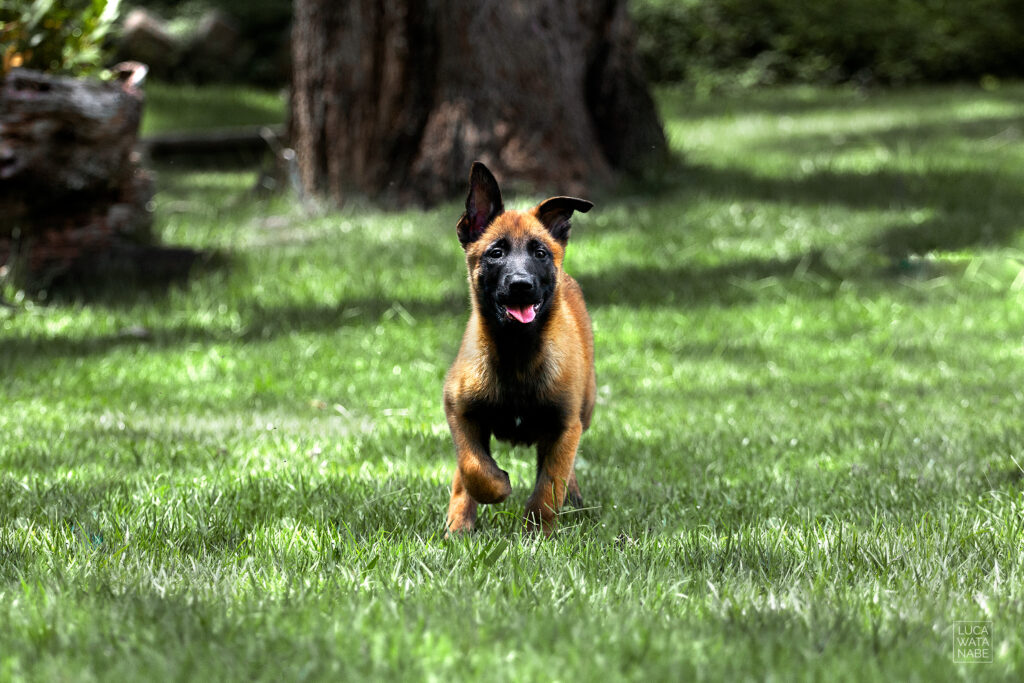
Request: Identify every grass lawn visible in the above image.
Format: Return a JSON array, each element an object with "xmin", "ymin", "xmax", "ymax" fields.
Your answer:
[
  {"xmin": 3, "ymin": 82, "xmax": 1024, "ymax": 680},
  {"xmin": 139, "ymin": 82, "xmax": 286, "ymax": 136}
]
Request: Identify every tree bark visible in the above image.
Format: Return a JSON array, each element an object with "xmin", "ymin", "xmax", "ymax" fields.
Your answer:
[
  {"xmin": 0, "ymin": 64, "xmax": 158, "ymax": 287},
  {"xmin": 290, "ymin": 0, "xmax": 667, "ymax": 205}
]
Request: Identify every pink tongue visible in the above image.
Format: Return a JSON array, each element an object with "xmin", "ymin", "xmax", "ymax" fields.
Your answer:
[{"xmin": 507, "ymin": 305, "xmax": 536, "ymax": 323}]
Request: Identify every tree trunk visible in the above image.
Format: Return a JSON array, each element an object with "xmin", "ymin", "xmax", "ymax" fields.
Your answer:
[
  {"xmin": 0, "ymin": 64, "xmax": 163, "ymax": 288},
  {"xmin": 290, "ymin": 0, "xmax": 667, "ymax": 205}
]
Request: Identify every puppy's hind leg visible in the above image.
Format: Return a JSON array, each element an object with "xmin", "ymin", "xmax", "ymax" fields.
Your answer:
[
  {"xmin": 525, "ymin": 419, "xmax": 582, "ymax": 536},
  {"xmin": 566, "ymin": 468, "xmax": 583, "ymax": 509}
]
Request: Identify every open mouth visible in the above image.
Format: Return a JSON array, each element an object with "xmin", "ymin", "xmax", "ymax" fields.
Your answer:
[{"xmin": 502, "ymin": 302, "xmax": 542, "ymax": 324}]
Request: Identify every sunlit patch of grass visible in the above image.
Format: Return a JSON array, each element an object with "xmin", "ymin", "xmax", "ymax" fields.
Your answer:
[{"xmin": 2, "ymin": 83, "xmax": 1024, "ymax": 679}]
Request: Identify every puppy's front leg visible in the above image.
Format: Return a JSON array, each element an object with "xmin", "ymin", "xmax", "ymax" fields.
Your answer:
[
  {"xmin": 446, "ymin": 415, "xmax": 510, "ymax": 535},
  {"xmin": 445, "ymin": 467, "xmax": 478, "ymax": 535},
  {"xmin": 525, "ymin": 419, "xmax": 582, "ymax": 536},
  {"xmin": 446, "ymin": 411, "xmax": 511, "ymax": 506}
]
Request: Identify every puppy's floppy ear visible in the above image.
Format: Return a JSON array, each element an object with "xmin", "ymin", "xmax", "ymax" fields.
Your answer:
[
  {"xmin": 533, "ymin": 196, "xmax": 593, "ymax": 245},
  {"xmin": 456, "ymin": 162, "xmax": 504, "ymax": 249}
]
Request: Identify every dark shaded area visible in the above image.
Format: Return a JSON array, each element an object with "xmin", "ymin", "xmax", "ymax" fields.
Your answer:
[
  {"xmin": 739, "ymin": 116, "xmax": 1024, "ymax": 255},
  {"xmin": 872, "ymin": 215, "xmax": 1017, "ymax": 258},
  {"xmin": 9, "ymin": 101, "xmax": 1018, "ymax": 355},
  {"xmin": 125, "ymin": 0, "xmax": 293, "ymax": 86},
  {"xmin": 0, "ymin": 470, "xmax": 449, "ymax": 550},
  {"xmin": 0, "ymin": 249, "xmax": 856, "ymax": 363},
  {"xmin": 633, "ymin": 0, "xmax": 1024, "ymax": 86},
  {"xmin": 2, "ymin": 424, "xmax": 1019, "ymax": 550},
  {"xmin": 8, "ymin": 87, "xmax": 1018, "ymax": 361},
  {"xmin": 584, "ymin": 0, "xmax": 670, "ymax": 175},
  {"xmin": 656, "ymin": 88, "xmax": 871, "ymax": 121},
  {"xmin": 0, "ymin": 293, "xmax": 464, "ymax": 361},
  {"xmin": 630, "ymin": 108, "xmax": 1023, "ymax": 256},
  {"xmin": 141, "ymin": 126, "xmax": 285, "ymax": 166},
  {"xmin": 754, "ymin": 116, "xmax": 1024, "ymax": 156},
  {"xmin": 662, "ymin": 161, "xmax": 1019, "ymax": 219},
  {"xmin": 41, "ymin": 245, "xmax": 223, "ymax": 295},
  {"xmin": 577, "ymin": 252, "xmax": 840, "ymax": 308}
]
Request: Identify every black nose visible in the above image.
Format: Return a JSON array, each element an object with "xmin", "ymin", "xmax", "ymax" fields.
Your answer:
[{"xmin": 508, "ymin": 274, "xmax": 535, "ymax": 294}]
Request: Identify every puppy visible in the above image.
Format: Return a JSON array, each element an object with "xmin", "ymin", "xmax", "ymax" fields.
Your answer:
[{"xmin": 443, "ymin": 162, "xmax": 595, "ymax": 536}]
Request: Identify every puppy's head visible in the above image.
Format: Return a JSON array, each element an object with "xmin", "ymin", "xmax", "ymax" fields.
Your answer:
[{"xmin": 456, "ymin": 162, "xmax": 592, "ymax": 330}]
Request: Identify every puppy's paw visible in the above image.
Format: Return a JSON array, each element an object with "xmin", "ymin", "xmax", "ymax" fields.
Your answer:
[
  {"xmin": 523, "ymin": 505, "xmax": 556, "ymax": 537},
  {"xmin": 478, "ymin": 469, "xmax": 512, "ymax": 504},
  {"xmin": 464, "ymin": 465, "xmax": 512, "ymax": 504},
  {"xmin": 444, "ymin": 518, "xmax": 475, "ymax": 538}
]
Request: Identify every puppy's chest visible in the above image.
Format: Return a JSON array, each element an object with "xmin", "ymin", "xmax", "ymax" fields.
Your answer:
[{"xmin": 465, "ymin": 391, "xmax": 568, "ymax": 446}]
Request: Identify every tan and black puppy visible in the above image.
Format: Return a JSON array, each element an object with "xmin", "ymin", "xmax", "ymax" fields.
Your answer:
[{"xmin": 443, "ymin": 162, "xmax": 596, "ymax": 536}]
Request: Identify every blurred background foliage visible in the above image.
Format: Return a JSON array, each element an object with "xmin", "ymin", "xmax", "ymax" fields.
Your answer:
[
  {"xmin": 3, "ymin": 0, "xmax": 1021, "ymax": 87},
  {"xmin": 632, "ymin": 0, "xmax": 1024, "ymax": 88},
  {"xmin": 125, "ymin": 0, "xmax": 1024, "ymax": 88},
  {"xmin": 123, "ymin": 0, "xmax": 291, "ymax": 85},
  {"xmin": 0, "ymin": 0, "xmax": 121, "ymax": 77}
]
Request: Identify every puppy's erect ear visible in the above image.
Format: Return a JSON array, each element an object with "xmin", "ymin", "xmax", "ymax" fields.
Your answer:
[
  {"xmin": 532, "ymin": 196, "xmax": 594, "ymax": 246},
  {"xmin": 456, "ymin": 162, "xmax": 504, "ymax": 249}
]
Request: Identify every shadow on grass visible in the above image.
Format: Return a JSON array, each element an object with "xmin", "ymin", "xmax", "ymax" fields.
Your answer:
[
  {"xmin": 657, "ymin": 87, "xmax": 867, "ymax": 121},
  {"xmin": 659, "ymin": 85, "xmax": 1024, "ymax": 122},
  {"xmin": 1, "ymin": 470, "xmax": 454, "ymax": 550},
  {"xmin": 42, "ymin": 249, "xmax": 231, "ymax": 303},
  {"xmin": 624, "ymin": 96, "xmax": 1024, "ymax": 256},
  {"xmin": 754, "ymin": 116, "xmax": 1024, "ymax": 156},
  {"xmin": 5, "ymin": 422, "xmax": 1022, "ymax": 557},
  {"xmin": 0, "ymin": 293, "xmax": 465, "ymax": 361},
  {"xmin": 2, "ymin": 251, "xmax": 843, "ymax": 362},
  {"xmin": 577, "ymin": 251, "xmax": 840, "ymax": 308},
  {"xmin": 872, "ymin": 214, "xmax": 1021, "ymax": 257},
  {"xmin": 12, "ymin": 95, "xmax": 1022, "ymax": 361},
  {"xmin": 671, "ymin": 161, "xmax": 1019, "ymax": 214},
  {"xmin": 628, "ymin": 158, "xmax": 1023, "ymax": 258}
]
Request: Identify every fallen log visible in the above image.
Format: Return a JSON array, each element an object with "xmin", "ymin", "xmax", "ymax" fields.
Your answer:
[{"xmin": 0, "ymin": 63, "xmax": 192, "ymax": 289}]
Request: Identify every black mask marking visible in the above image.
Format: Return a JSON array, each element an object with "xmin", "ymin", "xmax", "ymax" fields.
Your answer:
[{"xmin": 476, "ymin": 236, "xmax": 556, "ymax": 335}]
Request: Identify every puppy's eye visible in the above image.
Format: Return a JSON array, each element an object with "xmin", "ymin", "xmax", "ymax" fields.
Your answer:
[
  {"xmin": 534, "ymin": 248, "xmax": 548, "ymax": 259},
  {"xmin": 487, "ymin": 247, "xmax": 504, "ymax": 259}
]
